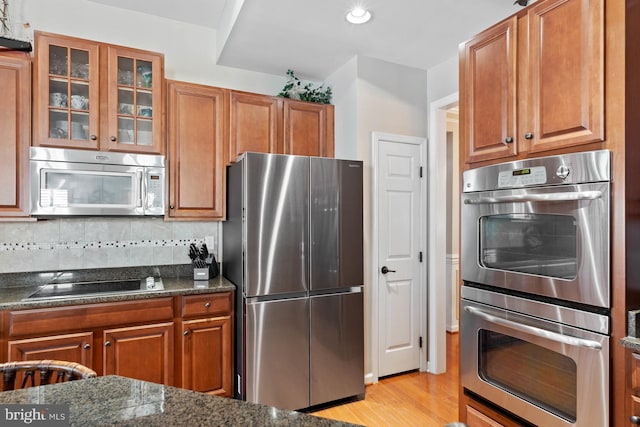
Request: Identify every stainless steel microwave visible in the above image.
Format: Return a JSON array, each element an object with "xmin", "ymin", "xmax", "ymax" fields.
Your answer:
[{"xmin": 30, "ymin": 147, "xmax": 166, "ymax": 216}]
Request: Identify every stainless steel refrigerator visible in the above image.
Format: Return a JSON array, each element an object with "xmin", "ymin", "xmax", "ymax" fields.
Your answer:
[{"xmin": 223, "ymin": 152, "xmax": 364, "ymax": 411}]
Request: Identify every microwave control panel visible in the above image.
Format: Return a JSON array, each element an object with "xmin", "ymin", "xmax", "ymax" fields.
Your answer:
[{"xmin": 498, "ymin": 166, "xmax": 547, "ymax": 188}]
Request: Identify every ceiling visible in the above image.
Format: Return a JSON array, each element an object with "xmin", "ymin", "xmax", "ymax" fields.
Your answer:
[{"xmin": 88, "ymin": 0, "xmax": 525, "ymax": 80}]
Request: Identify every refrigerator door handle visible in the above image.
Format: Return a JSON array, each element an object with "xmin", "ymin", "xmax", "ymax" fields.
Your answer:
[{"xmin": 309, "ymin": 286, "xmax": 362, "ymax": 297}]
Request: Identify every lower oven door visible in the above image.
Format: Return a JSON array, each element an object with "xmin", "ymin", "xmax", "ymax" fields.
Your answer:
[{"xmin": 461, "ymin": 299, "xmax": 609, "ymax": 427}]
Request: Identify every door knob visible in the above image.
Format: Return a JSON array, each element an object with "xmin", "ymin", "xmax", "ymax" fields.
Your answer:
[{"xmin": 381, "ymin": 266, "xmax": 396, "ymax": 274}]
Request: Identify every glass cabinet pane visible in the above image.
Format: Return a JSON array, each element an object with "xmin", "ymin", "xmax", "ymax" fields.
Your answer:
[
  {"xmin": 118, "ymin": 57, "xmax": 134, "ymax": 86},
  {"xmin": 118, "ymin": 117, "xmax": 134, "ymax": 144},
  {"xmin": 136, "ymin": 119, "xmax": 152, "ymax": 146},
  {"xmin": 49, "ymin": 80, "xmax": 68, "ymax": 108},
  {"xmin": 70, "ymin": 49, "xmax": 89, "ymax": 79},
  {"xmin": 71, "ymin": 113, "xmax": 89, "ymax": 140},
  {"xmin": 49, "ymin": 110, "xmax": 68, "ymax": 139},
  {"xmin": 49, "ymin": 45, "xmax": 68, "ymax": 76},
  {"xmin": 136, "ymin": 60, "xmax": 152, "ymax": 88}
]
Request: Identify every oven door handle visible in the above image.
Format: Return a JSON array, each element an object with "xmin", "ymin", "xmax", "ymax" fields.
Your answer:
[
  {"xmin": 464, "ymin": 306, "xmax": 603, "ymax": 350},
  {"xmin": 463, "ymin": 190, "xmax": 602, "ymax": 205}
]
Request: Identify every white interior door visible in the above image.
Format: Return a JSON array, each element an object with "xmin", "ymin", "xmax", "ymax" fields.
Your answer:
[{"xmin": 377, "ymin": 136, "xmax": 423, "ymax": 377}]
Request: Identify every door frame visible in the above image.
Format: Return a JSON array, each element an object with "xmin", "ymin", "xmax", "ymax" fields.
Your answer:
[
  {"xmin": 370, "ymin": 131, "xmax": 427, "ymax": 382},
  {"xmin": 427, "ymin": 92, "xmax": 459, "ymax": 374}
]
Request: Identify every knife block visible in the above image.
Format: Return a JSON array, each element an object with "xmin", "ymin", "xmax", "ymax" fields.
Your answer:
[{"xmin": 193, "ymin": 254, "xmax": 219, "ymax": 280}]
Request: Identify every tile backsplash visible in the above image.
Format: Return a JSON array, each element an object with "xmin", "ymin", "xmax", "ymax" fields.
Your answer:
[{"xmin": 0, "ymin": 218, "xmax": 221, "ymax": 274}]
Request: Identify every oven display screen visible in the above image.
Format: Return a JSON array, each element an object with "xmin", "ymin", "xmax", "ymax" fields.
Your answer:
[
  {"xmin": 498, "ymin": 166, "xmax": 546, "ymax": 187},
  {"xmin": 512, "ymin": 168, "xmax": 531, "ymax": 176}
]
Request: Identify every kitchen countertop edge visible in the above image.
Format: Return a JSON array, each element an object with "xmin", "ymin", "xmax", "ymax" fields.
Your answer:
[{"xmin": 0, "ymin": 273, "xmax": 235, "ymax": 310}]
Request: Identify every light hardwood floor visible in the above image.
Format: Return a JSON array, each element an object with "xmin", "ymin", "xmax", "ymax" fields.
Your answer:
[{"xmin": 311, "ymin": 332, "xmax": 460, "ymax": 427}]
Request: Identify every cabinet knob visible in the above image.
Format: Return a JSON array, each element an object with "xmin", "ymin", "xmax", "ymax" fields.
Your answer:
[
  {"xmin": 525, "ymin": 132, "xmax": 534, "ymax": 140},
  {"xmin": 90, "ymin": 134, "xmax": 97, "ymax": 141},
  {"xmin": 110, "ymin": 136, "xmax": 117, "ymax": 142},
  {"xmin": 104, "ymin": 340, "xmax": 111, "ymax": 347},
  {"xmin": 169, "ymin": 205, "xmax": 175, "ymax": 210},
  {"xmin": 205, "ymin": 302, "xmax": 211, "ymax": 308},
  {"xmin": 504, "ymin": 136, "xmax": 514, "ymax": 144},
  {"xmin": 631, "ymin": 415, "xmax": 640, "ymax": 425},
  {"xmin": 183, "ymin": 330, "xmax": 190, "ymax": 337},
  {"xmin": 84, "ymin": 344, "xmax": 91, "ymax": 350}
]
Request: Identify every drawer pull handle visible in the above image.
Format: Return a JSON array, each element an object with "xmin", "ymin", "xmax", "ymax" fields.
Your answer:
[
  {"xmin": 205, "ymin": 302, "xmax": 211, "ymax": 308},
  {"xmin": 84, "ymin": 344, "xmax": 91, "ymax": 350}
]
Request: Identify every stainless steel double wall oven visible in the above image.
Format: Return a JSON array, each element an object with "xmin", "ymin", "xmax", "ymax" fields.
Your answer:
[{"xmin": 460, "ymin": 150, "xmax": 611, "ymax": 426}]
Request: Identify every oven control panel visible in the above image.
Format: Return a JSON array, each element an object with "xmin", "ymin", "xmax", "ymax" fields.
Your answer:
[{"xmin": 498, "ymin": 166, "xmax": 547, "ymax": 188}]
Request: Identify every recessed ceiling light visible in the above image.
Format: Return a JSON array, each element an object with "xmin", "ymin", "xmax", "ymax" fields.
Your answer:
[{"xmin": 346, "ymin": 7, "xmax": 372, "ymax": 25}]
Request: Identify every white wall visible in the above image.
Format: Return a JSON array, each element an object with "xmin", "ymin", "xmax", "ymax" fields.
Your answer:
[
  {"xmin": 426, "ymin": 55, "xmax": 458, "ymax": 113},
  {"xmin": 12, "ymin": 0, "xmax": 286, "ymax": 94},
  {"xmin": 327, "ymin": 55, "xmax": 428, "ymax": 382}
]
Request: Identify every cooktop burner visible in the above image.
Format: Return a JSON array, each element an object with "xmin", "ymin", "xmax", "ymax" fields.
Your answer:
[{"xmin": 26, "ymin": 277, "xmax": 163, "ymax": 300}]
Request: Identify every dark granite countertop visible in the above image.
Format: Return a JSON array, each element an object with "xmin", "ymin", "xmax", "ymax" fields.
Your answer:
[
  {"xmin": 0, "ymin": 376, "xmax": 359, "ymax": 426},
  {"xmin": 0, "ymin": 265, "xmax": 235, "ymax": 310}
]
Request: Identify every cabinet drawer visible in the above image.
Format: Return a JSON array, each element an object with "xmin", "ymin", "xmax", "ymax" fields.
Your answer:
[
  {"xmin": 180, "ymin": 293, "xmax": 231, "ymax": 318},
  {"xmin": 8, "ymin": 297, "xmax": 174, "ymax": 337}
]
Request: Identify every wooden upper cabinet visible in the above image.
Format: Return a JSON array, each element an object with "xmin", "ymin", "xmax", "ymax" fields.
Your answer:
[
  {"xmin": 33, "ymin": 31, "xmax": 164, "ymax": 154},
  {"xmin": 283, "ymin": 99, "xmax": 334, "ymax": 157},
  {"xmin": 526, "ymin": 0, "xmax": 604, "ymax": 153},
  {"xmin": 102, "ymin": 45, "xmax": 164, "ymax": 154},
  {"xmin": 0, "ymin": 53, "xmax": 31, "ymax": 218},
  {"xmin": 460, "ymin": 0, "xmax": 604, "ymax": 164},
  {"xmin": 167, "ymin": 80, "xmax": 227, "ymax": 220},
  {"xmin": 460, "ymin": 17, "xmax": 517, "ymax": 164},
  {"xmin": 229, "ymin": 91, "xmax": 282, "ymax": 163},
  {"xmin": 33, "ymin": 32, "xmax": 100, "ymax": 150}
]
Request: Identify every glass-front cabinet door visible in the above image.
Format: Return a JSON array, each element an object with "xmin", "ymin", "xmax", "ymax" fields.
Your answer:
[
  {"xmin": 105, "ymin": 46, "xmax": 163, "ymax": 154},
  {"xmin": 34, "ymin": 32, "xmax": 100, "ymax": 149}
]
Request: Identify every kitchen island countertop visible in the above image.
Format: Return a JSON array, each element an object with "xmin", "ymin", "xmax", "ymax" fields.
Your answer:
[{"xmin": 0, "ymin": 375, "xmax": 360, "ymax": 426}]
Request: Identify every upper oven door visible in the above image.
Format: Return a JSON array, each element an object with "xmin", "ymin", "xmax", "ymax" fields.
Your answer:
[{"xmin": 461, "ymin": 182, "xmax": 610, "ymax": 308}]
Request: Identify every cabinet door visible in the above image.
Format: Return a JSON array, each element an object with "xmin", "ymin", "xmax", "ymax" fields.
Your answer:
[
  {"xmin": 104, "ymin": 46, "xmax": 164, "ymax": 154},
  {"xmin": 181, "ymin": 316, "xmax": 232, "ymax": 396},
  {"xmin": 526, "ymin": 0, "xmax": 604, "ymax": 153},
  {"xmin": 460, "ymin": 17, "xmax": 517, "ymax": 164},
  {"xmin": 167, "ymin": 81, "xmax": 227, "ymax": 220},
  {"xmin": 103, "ymin": 322, "xmax": 173, "ymax": 385},
  {"xmin": 283, "ymin": 100, "xmax": 334, "ymax": 157},
  {"xmin": 33, "ymin": 32, "xmax": 100, "ymax": 150},
  {"xmin": 0, "ymin": 53, "xmax": 30, "ymax": 217},
  {"xmin": 8, "ymin": 332, "xmax": 94, "ymax": 368},
  {"xmin": 229, "ymin": 91, "xmax": 282, "ymax": 162}
]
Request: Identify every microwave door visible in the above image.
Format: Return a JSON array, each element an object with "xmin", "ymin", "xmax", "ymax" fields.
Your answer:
[{"xmin": 33, "ymin": 163, "xmax": 141, "ymax": 216}]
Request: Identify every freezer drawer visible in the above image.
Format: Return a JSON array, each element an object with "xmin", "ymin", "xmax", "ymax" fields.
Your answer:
[
  {"xmin": 310, "ymin": 291, "xmax": 364, "ymax": 405},
  {"xmin": 246, "ymin": 297, "xmax": 310, "ymax": 410}
]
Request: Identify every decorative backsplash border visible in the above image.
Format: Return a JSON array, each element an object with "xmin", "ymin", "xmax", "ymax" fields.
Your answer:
[{"xmin": 0, "ymin": 238, "xmax": 207, "ymax": 252}]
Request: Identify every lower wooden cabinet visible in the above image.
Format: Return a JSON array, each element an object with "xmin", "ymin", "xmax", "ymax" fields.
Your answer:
[
  {"xmin": 2, "ymin": 292, "xmax": 233, "ymax": 395},
  {"xmin": 180, "ymin": 316, "xmax": 232, "ymax": 395},
  {"xmin": 103, "ymin": 322, "xmax": 174, "ymax": 385},
  {"xmin": 8, "ymin": 332, "xmax": 94, "ymax": 368},
  {"xmin": 177, "ymin": 292, "xmax": 233, "ymax": 396}
]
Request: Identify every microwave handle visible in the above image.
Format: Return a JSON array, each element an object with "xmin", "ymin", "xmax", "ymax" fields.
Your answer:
[
  {"xmin": 136, "ymin": 170, "xmax": 143, "ymax": 208},
  {"xmin": 464, "ymin": 306, "xmax": 602, "ymax": 350},
  {"xmin": 463, "ymin": 190, "xmax": 602, "ymax": 205}
]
